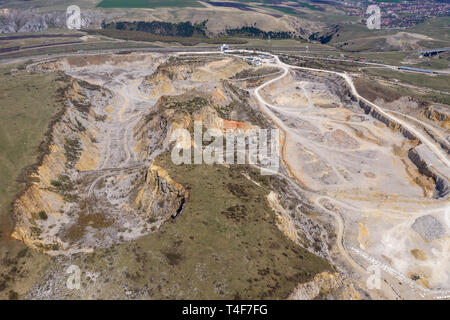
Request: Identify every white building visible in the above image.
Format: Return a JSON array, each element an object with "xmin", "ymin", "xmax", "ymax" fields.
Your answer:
[
  {"xmin": 245, "ymin": 57, "xmax": 261, "ymax": 66},
  {"xmin": 220, "ymin": 44, "xmax": 229, "ymax": 52}
]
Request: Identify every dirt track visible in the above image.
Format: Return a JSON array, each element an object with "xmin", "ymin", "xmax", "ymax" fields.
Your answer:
[
  {"xmin": 9, "ymin": 49, "xmax": 450, "ymax": 299},
  {"xmin": 238, "ymin": 50, "xmax": 450, "ymax": 299}
]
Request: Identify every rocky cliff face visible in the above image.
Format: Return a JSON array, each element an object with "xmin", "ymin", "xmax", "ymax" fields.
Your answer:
[
  {"xmin": 289, "ymin": 271, "xmax": 362, "ymax": 300},
  {"xmin": 134, "ymin": 56, "xmax": 269, "ymax": 161},
  {"xmin": 134, "ymin": 164, "xmax": 188, "ymax": 224},
  {"xmin": 10, "ymin": 54, "xmax": 265, "ymax": 255},
  {"xmin": 408, "ymin": 147, "xmax": 449, "ymax": 198},
  {"xmin": 11, "ymin": 74, "xmax": 111, "ymax": 252},
  {"xmin": 422, "ymin": 105, "xmax": 450, "ymax": 130},
  {"xmin": 0, "ymin": 9, "xmax": 111, "ymax": 33},
  {"xmin": 134, "ymin": 99, "xmax": 229, "ymax": 161},
  {"xmin": 359, "ymin": 100, "xmax": 420, "ymax": 141}
]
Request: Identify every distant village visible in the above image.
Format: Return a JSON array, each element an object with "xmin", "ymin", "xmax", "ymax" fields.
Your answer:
[{"xmin": 342, "ymin": 1, "xmax": 449, "ymax": 29}]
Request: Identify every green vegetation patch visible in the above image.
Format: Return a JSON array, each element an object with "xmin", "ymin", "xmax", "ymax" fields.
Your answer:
[
  {"xmin": 234, "ymin": 0, "xmax": 322, "ymax": 11},
  {"xmin": 355, "ymin": 76, "xmax": 450, "ymax": 106},
  {"xmin": 226, "ymin": 26, "xmax": 295, "ymax": 40},
  {"xmin": 88, "ymin": 30, "xmax": 247, "ymax": 46},
  {"xmin": 294, "ymin": 1, "xmax": 322, "ymax": 11},
  {"xmin": 261, "ymin": 3, "xmax": 321, "ymax": 14},
  {"xmin": 410, "ymin": 16, "xmax": 450, "ymax": 39},
  {"xmin": 64, "ymin": 137, "xmax": 81, "ymax": 167},
  {"xmin": 364, "ymin": 68, "xmax": 450, "ymax": 93},
  {"xmin": 50, "ymin": 174, "xmax": 79, "ymax": 202},
  {"xmin": 165, "ymin": 96, "xmax": 210, "ymax": 113},
  {"xmin": 37, "ymin": 211, "xmax": 48, "ymax": 221},
  {"xmin": 0, "ymin": 63, "xmax": 66, "ymax": 299},
  {"xmin": 0, "ymin": 64, "xmax": 66, "ymax": 228},
  {"xmin": 69, "ymin": 153, "xmax": 331, "ymax": 299},
  {"xmin": 103, "ymin": 21, "xmax": 208, "ymax": 38},
  {"xmin": 261, "ymin": 5, "xmax": 302, "ymax": 16}
]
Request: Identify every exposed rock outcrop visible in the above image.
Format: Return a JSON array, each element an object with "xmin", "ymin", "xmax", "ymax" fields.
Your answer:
[
  {"xmin": 11, "ymin": 76, "xmax": 111, "ymax": 252},
  {"xmin": 0, "ymin": 9, "xmax": 112, "ymax": 34},
  {"xmin": 289, "ymin": 271, "xmax": 361, "ymax": 300},
  {"xmin": 359, "ymin": 100, "xmax": 419, "ymax": 141},
  {"xmin": 408, "ymin": 147, "xmax": 449, "ymax": 198},
  {"xmin": 11, "ymin": 54, "xmax": 267, "ymax": 254},
  {"xmin": 422, "ymin": 105, "xmax": 450, "ymax": 130},
  {"xmin": 411, "ymin": 215, "xmax": 446, "ymax": 242},
  {"xmin": 134, "ymin": 163, "xmax": 188, "ymax": 224}
]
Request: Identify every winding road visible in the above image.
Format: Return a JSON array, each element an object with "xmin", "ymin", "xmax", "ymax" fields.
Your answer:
[
  {"xmin": 224, "ymin": 49, "xmax": 450, "ymax": 299},
  {"xmin": 37, "ymin": 49, "xmax": 448, "ymax": 298}
]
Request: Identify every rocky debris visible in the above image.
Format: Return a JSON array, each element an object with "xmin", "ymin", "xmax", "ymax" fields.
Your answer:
[
  {"xmin": 289, "ymin": 271, "xmax": 361, "ymax": 300},
  {"xmin": 10, "ymin": 53, "xmax": 275, "ymax": 255},
  {"xmin": 264, "ymin": 175, "xmax": 332, "ymax": 260},
  {"xmin": 11, "ymin": 74, "xmax": 112, "ymax": 253},
  {"xmin": 423, "ymin": 127, "xmax": 450, "ymax": 155},
  {"xmin": 267, "ymin": 191, "xmax": 297, "ymax": 244},
  {"xmin": 325, "ymin": 129, "xmax": 360, "ymax": 150},
  {"xmin": 291, "ymin": 69, "xmax": 355, "ymax": 104},
  {"xmin": 135, "ymin": 163, "xmax": 188, "ymax": 222},
  {"xmin": 422, "ymin": 105, "xmax": 450, "ymax": 130},
  {"xmin": 408, "ymin": 146, "xmax": 449, "ymax": 198},
  {"xmin": 412, "ymin": 215, "xmax": 446, "ymax": 242},
  {"xmin": 134, "ymin": 58, "xmax": 272, "ymax": 160},
  {"xmin": 359, "ymin": 100, "xmax": 419, "ymax": 141},
  {"xmin": 357, "ymin": 98, "xmax": 449, "ymax": 200}
]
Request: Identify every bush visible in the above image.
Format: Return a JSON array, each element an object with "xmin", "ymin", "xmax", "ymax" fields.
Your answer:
[
  {"xmin": 38, "ymin": 211, "xmax": 48, "ymax": 220},
  {"xmin": 50, "ymin": 180, "xmax": 62, "ymax": 188},
  {"xmin": 64, "ymin": 138, "xmax": 81, "ymax": 166},
  {"xmin": 8, "ymin": 290, "xmax": 19, "ymax": 300}
]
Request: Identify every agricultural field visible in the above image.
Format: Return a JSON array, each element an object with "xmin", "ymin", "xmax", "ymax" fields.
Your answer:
[
  {"xmin": 97, "ymin": 0, "xmax": 205, "ymax": 8},
  {"xmin": 363, "ymin": 68, "xmax": 450, "ymax": 92}
]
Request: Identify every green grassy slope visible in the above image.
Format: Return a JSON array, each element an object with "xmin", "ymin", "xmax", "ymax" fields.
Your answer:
[
  {"xmin": 0, "ymin": 63, "xmax": 67, "ymax": 299},
  {"xmin": 97, "ymin": 0, "xmax": 205, "ymax": 8},
  {"xmin": 0, "ymin": 63, "xmax": 66, "ymax": 229},
  {"xmin": 62, "ymin": 153, "xmax": 331, "ymax": 299}
]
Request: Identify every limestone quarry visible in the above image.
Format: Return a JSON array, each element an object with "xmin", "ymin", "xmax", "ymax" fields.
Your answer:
[{"xmin": 6, "ymin": 50, "xmax": 450, "ymax": 300}]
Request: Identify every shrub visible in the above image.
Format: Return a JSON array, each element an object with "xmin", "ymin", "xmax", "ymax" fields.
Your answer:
[
  {"xmin": 38, "ymin": 211, "xmax": 48, "ymax": 220},
  {"xmin": 50, "ymin": 180, "xmax": 62, "ymax": 188},
  {"xmin": 8, "ymin": 290, "xmax": 19, "ymax": 300}
]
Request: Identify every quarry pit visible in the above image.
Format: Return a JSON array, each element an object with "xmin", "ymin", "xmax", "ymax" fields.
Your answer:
[{"xmin": 7, "ymin": 51, "xmax": 449, "ymax": 300}]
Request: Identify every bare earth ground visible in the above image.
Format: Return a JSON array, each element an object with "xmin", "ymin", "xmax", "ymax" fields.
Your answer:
[
  {"xmin": 252, "ymin": 53, "xmax": 449, "ymax": 299},
  {"xmin": 1, "ymin": 50, "xmax": 449, "ymax": 300}
]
